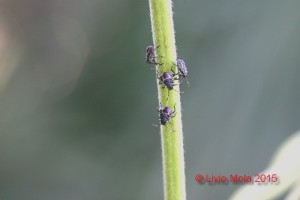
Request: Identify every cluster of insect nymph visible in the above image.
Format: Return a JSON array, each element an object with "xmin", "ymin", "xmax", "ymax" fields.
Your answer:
[{"xmin": 145, "ymin": 45, "xmax": 189, "ymax": 131}]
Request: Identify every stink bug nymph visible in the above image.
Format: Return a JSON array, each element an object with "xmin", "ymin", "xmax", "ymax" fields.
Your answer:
[
  {"xmin": 173, "ymin": 57, "xmax": 189, "ymax": 86},
  {"xmin": 158, "ymin": 105, "xmax": 176, "ymax": 125},
  {"xmin": 145, "ymin": 45, "xmax": 160, "ymax": 65},
  {"xmin": 176, "ymin": 57, "xmax": 188, "ymax": 78},
  {"xmin": 158, "ymin": 72, "xmax": 175, "ymax": 90}
]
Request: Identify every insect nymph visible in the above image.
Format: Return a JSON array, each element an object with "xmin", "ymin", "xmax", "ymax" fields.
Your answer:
[
  {"xmin": 158, "ymin": 72, "xmax": 175, "ymax": 90},
  {"xmin": 173, "ymin": 57, "xmax": 189, "ymax": 86},
  {"xmin": 145, "ymin": 45, "xmax": 160, "ymax": 65},
  {"xmin": 158, "ymin": 105, "xmax": 176, "ymax": 125}
]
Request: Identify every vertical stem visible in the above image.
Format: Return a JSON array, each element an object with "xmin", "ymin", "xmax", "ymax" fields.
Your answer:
[{"xmin": 148, "ymin": 0, "xmax": 186, "ymax": 200}]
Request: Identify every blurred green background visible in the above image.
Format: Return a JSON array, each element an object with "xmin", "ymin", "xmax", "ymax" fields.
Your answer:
[{"xmin": 0, "ymin": 0, "xmax": 300, "ymax": 199}]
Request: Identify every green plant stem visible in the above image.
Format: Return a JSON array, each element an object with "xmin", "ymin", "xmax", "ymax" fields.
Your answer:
[{"xmin": 148, "ymin": 0, "xmax": 186, "ymax": 200}]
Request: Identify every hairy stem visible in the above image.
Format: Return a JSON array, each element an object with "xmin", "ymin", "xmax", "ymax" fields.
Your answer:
[{"xmin": 148, "ymin": 0, "xmax": 186, "ymax": 200}]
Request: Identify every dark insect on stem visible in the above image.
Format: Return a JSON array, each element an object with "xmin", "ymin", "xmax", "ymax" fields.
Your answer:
[
  {"xmin": 158, "ymin": 72, "xmax": 175, "ymax": 90},
  {"xmin": 153, "ymin": 105, "xmax": 176, "ymax": 132},
  {"xmin": 145, "ymin": 45, "xmax": 162, "ymax": 65},
  {"xmin": 158, "ymin": 105, "xmax": 176, "ymax": 128},
  {"xmin": 172, "ymin": 57, "xmax": 190, "ymax": 86},
  {"xmin": 157, "ymin": 71, "xmax": 182, "ymax": 97}
]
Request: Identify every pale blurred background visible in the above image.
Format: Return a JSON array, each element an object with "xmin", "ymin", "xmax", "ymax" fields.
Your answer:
[{"xmin": 0, "ymin": 0, "xmax": 300, "ymax": 199}]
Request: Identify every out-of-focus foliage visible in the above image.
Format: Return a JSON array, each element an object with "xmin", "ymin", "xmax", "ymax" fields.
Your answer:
[
  {"xmin": 231, "ymin": 131, "xmax": 300, "ymax": 200},
  {"xmin": 0, "ymin": 0, "xmax": 300, "ymax": 199}
]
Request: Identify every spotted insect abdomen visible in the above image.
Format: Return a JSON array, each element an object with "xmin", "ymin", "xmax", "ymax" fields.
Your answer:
[{"xmin": 177, "ymin": 58, "xmax": 188, "ymax": 78}]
